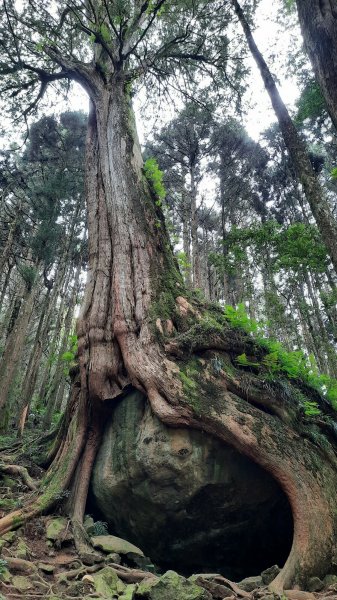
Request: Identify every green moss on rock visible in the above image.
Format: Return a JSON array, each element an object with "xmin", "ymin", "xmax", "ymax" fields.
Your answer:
[{"xmin": 136, "ymin": 570, "xmax": 211, "ymax": 600}]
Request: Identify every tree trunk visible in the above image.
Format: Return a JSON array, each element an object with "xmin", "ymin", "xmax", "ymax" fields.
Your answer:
[
  {"xmin": 43, "ymin": 268, "xmax": 80, "ymax": 430},
  {"xmin": 0, "ymin": 269, "xmax": 41, "ymax": 430},
  {"xmin": 182, "ymin": 191, "xmax": 192, "ymax": 287},
  {"xmin": 190, "ymin": 165, "xmax": 201, "ymax": 289},
  {"xmin": 296, "ymin": 0, "xmax": 337, "ymax": 130},
  {"xmin": 233, "ymin": 0, "xmax": 337, "ymax": 273},
  {"xmin": 1, "ymin": 73, "xmax": 337, "ymax": 594}
]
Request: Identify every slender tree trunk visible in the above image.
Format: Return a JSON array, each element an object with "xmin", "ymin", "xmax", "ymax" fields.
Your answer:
[
  {"xmin": 233, "ymin": 0, "xmax": 337, "ymax": 273},
  {"xmin": 190, "ymin": 165, "xmax": 201, "ymax": 288},
  {"xmin": 295, "ymin": 0, "xmax": 337, "ymax": 130},
  {"xmin": 0, "ymin": 215, "xmax": 18, "ymax": 276},
  {"xmin": 0, "ymin": 268, "xmax": 41, "ymax": 430},
  {"xmin": 43, "ymin": 268, "xmax": 80, "ymax": 429},
  {"xmin": 0, "ymin": 263, "xmax": 13, "ymax": 315},
  {"xmin": 182, "ymin": 191, "xmax": 192, "ymax": 287}
]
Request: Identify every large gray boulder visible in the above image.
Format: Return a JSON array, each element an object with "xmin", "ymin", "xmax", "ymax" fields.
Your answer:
[{"xmin": 91, "ymin": 391, "xmax": 292, "ymax": 579}]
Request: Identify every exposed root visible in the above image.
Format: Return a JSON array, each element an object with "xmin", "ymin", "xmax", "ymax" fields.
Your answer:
[
  {"xmin": 0, "ymin": 386, "xmax": 86, "ymax": 536},
  {"xmin": 0, "ymin": 463, "xmax": 37, "ymax": 490},
  {"xmin": 71, "ymin": 519, "xmax": 103, "ymax": 565},
  {"xmin": 4, "ymin": 557, "xmax": 37, "ymax": 573}
]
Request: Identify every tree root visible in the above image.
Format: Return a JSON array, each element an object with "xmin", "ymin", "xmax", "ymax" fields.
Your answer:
[
  {"xmin": 0, "ymin": 463, "xmax": 37, "ymax": 490},
  {"xmin": 3, "ymin": 557, "xmax": 37, "ymax": 573}
]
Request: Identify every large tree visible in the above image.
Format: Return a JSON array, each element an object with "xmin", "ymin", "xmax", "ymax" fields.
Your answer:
[{"xmin": 0, "ymin": 1, "xmax": 337, "ymax": 595}]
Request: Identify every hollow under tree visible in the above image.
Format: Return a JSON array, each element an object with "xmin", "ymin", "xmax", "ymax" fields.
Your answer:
[{"xmin": 0, "ymin": 0, "xmax": 337, "ymax": 595}]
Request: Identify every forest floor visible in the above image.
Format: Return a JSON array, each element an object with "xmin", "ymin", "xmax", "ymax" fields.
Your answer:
[{"xmin": 1, "ymin": 439, "xmax": 337, "ymax": 600}]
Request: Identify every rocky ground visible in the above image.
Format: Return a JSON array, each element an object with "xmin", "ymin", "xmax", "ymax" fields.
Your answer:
[{"xmin": 1, "ymin": 446, "xmax": 337, "ymax": 600}]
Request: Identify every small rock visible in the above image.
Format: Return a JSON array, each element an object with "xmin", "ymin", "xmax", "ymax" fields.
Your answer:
[
  {"xmin": 82, "ymin": 574, "xmax": 94, "ymax": 584},
  {"xmin": 93, "ymin": 566, "xmax": 125, "ymax": 597},
  {"xmin": 46, "ymin": 517, "xmax": 71, "ymax": 543},
  {"xmin": 91, "ymin": 535, "xmax": 144, "ymax": 556},
  {"xmin": 38, "ymin": 563, "xmax": 55, "ymax": 573},
  {"xmin": 119, "ymin": 584, "xmax": 136, "ymax": 600},
  {"xmin": 16, "ymin": 538, "xmax": 28, "ymax": 559},
  {"xmin": 261, "ymin": 565, "xmax": 280, "ymax": 585},
  {"xmin": 324, "ymin": 574, "xmax": 337, "ymax": 587},
  {"xmin": 83, "ymin": 515, "xmax": 95, "ymax": 535},
  {"xmin": 2, "ymin": 531, "xmax": 15, "ymax": 543},
  {"xmin": 237, "ymin": 575, "xmax": 263, "ymax": 592},
  {"xmin": 0, "ymin": 568, "xmax": 12, "ymax": 583},
  {"xmin": 307, "ymin": 576, "xmax": 324, "ymax": 592},
  {"xmin": 12, "ymin": 575, "xmax": 33, "ymax": 591},
  {"xmin": 105, "ymin": 552, "xmax": 121, "ymax": 564}
]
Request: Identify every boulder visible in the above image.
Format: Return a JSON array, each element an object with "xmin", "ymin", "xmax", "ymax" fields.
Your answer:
[
  {"xmin": 91, "ymin": 392, "xmax": 292, "ymax": 578},
  {"xmin": 136, "ymin": 570, "xmax": 211, "ymax": 600},
  {"xmin": 46, "ymin": 517, "xmax": 72, "ymax": 543}
]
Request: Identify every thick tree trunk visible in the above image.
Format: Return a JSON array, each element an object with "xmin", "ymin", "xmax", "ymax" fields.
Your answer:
[
  {"xmin": 1, "ymin": 72, "xmax": 337, "ymax": 594},
  {"xmin": 296, "ymin": 0, "xmax": 337, "ymax": 130},
  {"xmin": 233, "ymin": 0, "xmax": 337, "ymax": 273}
]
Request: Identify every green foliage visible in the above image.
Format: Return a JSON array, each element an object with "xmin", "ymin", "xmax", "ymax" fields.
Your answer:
[
  {"xmin": 224, "ymin": 303, "xmax": 258, "ymax": 334},
  {"xmin": 176, "ymin": 251, "xmax": 191, "ymax": 276},
  {"xmin": 18, "ymin": 264, "xmax": 37, "ymax": 289},
  {"xmin": 0, "ymin": 560, "xmax": 8, "ymax": 577},
  {"xmin": 144, "ymin": 158, "xmax": 166, "ymax": 206},
  {"xmin": 61, "ymin": 333, "xmax": 78, "ymax": 375},
  {"xmin": 236, "ymin": 353, "xmax": 260, "ymax": 367},
  {"xmin": 295, "ymin": 80, "xmax": 326, "ymax": 124},
  {"xmin": 303, "ymin": 401, "xmax": 321, "ymax": 417},
  {"xmin": 331, "ymin": 167, "xmax": 337, "ymax": 180},
  {"xmin": 262, "ymin": 351, "xmax": 281, "ymax": 373},
  {"xmin": 92, "ymin": 520, "xmax": 109, "ymax": 536},
  {"xmin": 225, "ymin": 304, "xmax": 337, "ymax": 412},
  {"xmin": 211, "ymin": 221, "xmax": 328, "ymax": 277},
  {"xmin": 283, "ymin": 0, "xmax": 295, "ymax": 10}
]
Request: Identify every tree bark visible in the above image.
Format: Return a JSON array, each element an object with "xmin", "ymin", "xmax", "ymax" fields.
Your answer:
[
  {"xmin": 295, "ymin": 0, "xmax": 337, "ymax": 130},
  {"xmin": 190, "ymin": 164, "xmax": 201, "ymax": 289},
  {"xmin": 233, "ymin": 0, "xmax": 337, "ymax": 273}
]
